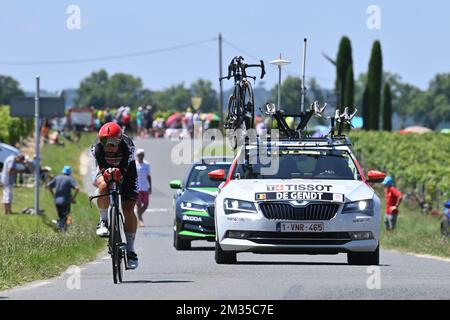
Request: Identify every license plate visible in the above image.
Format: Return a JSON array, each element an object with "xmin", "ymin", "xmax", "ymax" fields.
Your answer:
[{"xmin": 277, "ymin": 222, "xmax": 324, "ymax": 233}]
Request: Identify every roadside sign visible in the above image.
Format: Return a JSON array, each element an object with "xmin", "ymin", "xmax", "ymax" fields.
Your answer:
[{"xmin": 10, "ymin": 97, "xmax": 65, "ymax": 118}]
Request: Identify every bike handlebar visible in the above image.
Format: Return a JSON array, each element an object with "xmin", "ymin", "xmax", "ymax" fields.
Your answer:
[{"xmin": 224, "ymin": 56, "xmax": 266, "ymax": 81}]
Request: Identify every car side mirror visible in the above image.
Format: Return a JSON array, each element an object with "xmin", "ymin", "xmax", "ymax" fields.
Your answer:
[
  {"xmin": 208, "ymin": 169, "xmax": 226, "ymax": 181},
  {"xmin": 169, "ymin": 179, "xmax": 182, "ymax": 189},
  {"xmin": 367, "ymin": 170, "xmax": 386, "ymax": 183}
]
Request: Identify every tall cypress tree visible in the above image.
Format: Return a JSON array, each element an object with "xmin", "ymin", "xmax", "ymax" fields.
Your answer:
[
  {"xmin": 336, "ymin": 36, "xmax": 353, "ymax": 112},
  {"xmin": 362, "ymin": 85, "xmax": 370, "ymax": 129},
  {"xmin": 344, "ymin": 65, "xmax": 354, "ymax": 114},
  {"xmin": 382, "ymin": 83, "xmax": 392, "ymax": 131},
  {"xmin": 366, "ymin": 41, "xmax": 383, "ymax": 130}
]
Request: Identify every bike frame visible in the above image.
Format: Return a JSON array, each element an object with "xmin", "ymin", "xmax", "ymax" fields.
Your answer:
[{"xmin": 89, "ymin": 179, "xmax": 128, "ymax": 284}]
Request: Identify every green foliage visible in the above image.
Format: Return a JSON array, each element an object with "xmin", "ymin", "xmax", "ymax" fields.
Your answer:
[
  {"xmin": 365, "ymin": 40, "xmax": 383, "ymax": 130},
  {"xmin": 336, "ymin": 36, "xmax": 353, "ymax": 111},
  {"xmin": 190, "ymin": 79, "xmax": 219, "ymax": 113},
  {"xmin": 344, "ymin": 65, "xmax": 354, "ymax": 114},
  {"xmin": 74, "ymin": 69, "xmax": 108, "ymax": 108},
  {"xmin": 152, "ymin": 83, "xmax": 191, "ymax": 111},
  {"xmin": 270, "ymin": 76, "xmax": 306, "ymax": 113},
  {"xmin": 0, "ymin": 105, "xmax": 34, "ymax": 145},
  {"xmin": 0, "ymin": 75, "xmax": 24, "ymax": 105},
  {"xmin": 349, "ymin": 131, "xmax": 450, "ymax": 204},
  {"xmin": 382, "ymin": 83, "xmax": 392, "ymax": 131},
  {"xmin": 106, "ymin": 73, "xmax": 144, "ymax": 107}
]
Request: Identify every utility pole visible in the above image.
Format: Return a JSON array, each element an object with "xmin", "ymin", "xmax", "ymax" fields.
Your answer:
[
  {"xmin": 218, "ymin": 33, "xmax": 224, "ymax": 127},
  {"xmin": 34, "ymin": 76, "xmax": 40, "ymax": 215},
  {"xmin": 301, "ymin": 38, "xmax": 307, "ymax": 113}
]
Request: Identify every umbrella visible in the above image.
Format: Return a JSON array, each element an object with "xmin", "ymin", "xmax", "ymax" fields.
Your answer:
[
  {"xmin": 165, "ymin": 112, "xmax": 182, "ymax": 126},
  {"xmin": 400, "ymin": 126, "xmax": 432, "ymax": 134},
  {"xmin": 204, "ymin": 113, "xmax": 220, "ymax": 121}
]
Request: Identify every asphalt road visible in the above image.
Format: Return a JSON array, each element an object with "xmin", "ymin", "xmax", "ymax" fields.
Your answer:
[{"xmin": 2, "ymin": 138, "xmax": 450, "ymax": 300}]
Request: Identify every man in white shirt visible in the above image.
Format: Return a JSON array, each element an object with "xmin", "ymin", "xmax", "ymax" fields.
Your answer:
[
  {"xmin": 1, "ymin": 154, "xmax": 26, "ymax": 214},
  {"xmin": 135, "ymin": 148, "xmax": 152, "ymax": 227}
]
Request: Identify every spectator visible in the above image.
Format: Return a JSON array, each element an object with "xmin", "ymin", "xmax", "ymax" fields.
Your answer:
[
  {"xmin": 136, "ymin": 106, "xmax": 145, "ymax": 138},
  {"xmin": 135, "ymin": 149, "xmax": 152, "ymax": 227},
  {"xmin": 144, "ymin": 105, "xmax": 154, "ymax": 137},
  {"xmin": 41, "ymin": 119, "xmax": 51, "ymax": 144},
  {"xmin": 383, "ymin": 176, "xmax": 403, "ymax": 231},
  {"xmin": 103, "ymin": 108, "xmax": 113, "ymax": 124},
  {"xmin": 46, "ymin": 165, "xmax": 79, "ymax": 231},
  {"xmin": 1, "ymin": 154, "xmax": 27, "ymax": 214},
  {"xmin": 49, "ymin": 130, "xmax": 65, "ymax": 146}
]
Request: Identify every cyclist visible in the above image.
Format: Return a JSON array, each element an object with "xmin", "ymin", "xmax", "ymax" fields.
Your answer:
[{"xmin": 92, "ymin": 122, "xmax": 139, "ymax": 269}]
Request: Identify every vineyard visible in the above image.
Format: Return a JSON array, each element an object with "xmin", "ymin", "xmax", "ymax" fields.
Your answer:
[
  {"xmin": 0, "ymin": 105, "xmax": 34, "ymax": 146},
  {"xmin": 349, "ymin": 131, "xmax": 450, "ymax": 210}
]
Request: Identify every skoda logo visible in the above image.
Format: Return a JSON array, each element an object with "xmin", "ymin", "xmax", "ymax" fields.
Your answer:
[{"xmin": 290, "ymin": 200, "xmax": 309, "ymax": 206}]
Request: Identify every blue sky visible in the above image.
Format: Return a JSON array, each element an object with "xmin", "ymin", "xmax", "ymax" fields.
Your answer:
[{"xmin": 0, "ymin": 0, "xmax": 448, "ymax": 93}]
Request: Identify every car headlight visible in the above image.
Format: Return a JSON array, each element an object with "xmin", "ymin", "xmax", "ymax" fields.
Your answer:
[
  {"xmin": 343, "ymin": 200, "xmax": 374, "ymax": 215},
  {"xmin": 224, "ymin": 198, "xmax": 257, "ymax": 214},
  {"xmin": 181, "ymin": 201, "xmax": 207, "ymax": 212}
]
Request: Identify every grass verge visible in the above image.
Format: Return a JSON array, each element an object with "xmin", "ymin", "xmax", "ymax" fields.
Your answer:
[
  {"xmin": 0, "ymin": 133, "xmax": 105, "ymax": 290},
  {"xmin": 380, "ymin": 200, "xmax": 449, "ymax": 258}
]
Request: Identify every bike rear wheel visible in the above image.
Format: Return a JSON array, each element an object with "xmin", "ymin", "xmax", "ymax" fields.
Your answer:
[{"xmin": 110, "ymin": 206, "xmax": 124, "ymax": 284}]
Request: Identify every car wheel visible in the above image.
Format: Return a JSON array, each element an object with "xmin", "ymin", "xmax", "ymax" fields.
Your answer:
[
  {"xmin": 347, "ymin": 245, "xmax": 379, "ymax": 266},
  {"xmin": 173, "ymin": 229, "xmax": 191, "ymax": 250},
  {"xmin": 215, "ymin": 240, "xmax": 237, "ymax": 264}
]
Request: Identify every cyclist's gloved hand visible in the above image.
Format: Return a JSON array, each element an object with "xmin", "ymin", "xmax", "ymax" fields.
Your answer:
[{"xmin": 103, "ymin": 168, "xmax": 122, "ymax": 182}]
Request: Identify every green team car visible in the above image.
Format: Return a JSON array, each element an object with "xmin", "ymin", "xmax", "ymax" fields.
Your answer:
[{"xmin": 170, "ymin": 157, "xmax": 232, "ymax": 250}]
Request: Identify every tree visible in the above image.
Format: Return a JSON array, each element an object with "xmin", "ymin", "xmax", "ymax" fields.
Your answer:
[
  {"xmin": 307, "ymin": 78, "xmax": 325, "ymax": 103},
  {"xmin": 407, "ymin": 73, "xmax": 450, "ymax": 129},
  {"xmin": 365, "ymin": 41, "xmax": 383, "ymax": 130},
  {"xmin": 75, "ymin": 70, "xmax": 108, "ymax": 108},
  {"xmin": 106, "ymin": 73, "xmax": 143, "ymax": 107},
  {"xmin": 382, "ymin": 83, "xmax": 392, "ymax": 131},
  {"xmin": 152, "ymin": 83, "xmax": 191, "ymax": 111},
  {"xmin": 362, "ymin": 86, "xmax": 369, "ymax": 129},
  {"xmin": 270, "ymin": 76, "xmax": 308, "ymax": 114},
  {"xmin": 344, "ymin": 65, "xmax": 355, "ymax": 114},
  {"xmin": 0, "ymin": 75, "xmax": 24, "ymax": 105},
  {"xmin": 336, "ymin": 37, "xmax": 353, "ymax": 111},
  {"xmin": 190, "ymin": 79, "xmax": 218, "ymax": 113}
]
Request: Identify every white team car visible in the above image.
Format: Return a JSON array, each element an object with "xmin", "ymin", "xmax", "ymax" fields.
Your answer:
[{"xmin": 211, "ymin": 137, "xmax": 386, "ymax": 265}]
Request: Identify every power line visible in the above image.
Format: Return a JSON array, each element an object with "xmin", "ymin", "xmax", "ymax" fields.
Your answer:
[
  {"xmin": 222, "ymin": 38, "xmax": 259, "ymax": 61},
  {"xmin": 0, "ymin": 38, "xmax": 216, "ymax": 66}
]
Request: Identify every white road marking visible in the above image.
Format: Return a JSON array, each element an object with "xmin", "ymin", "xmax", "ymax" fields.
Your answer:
[
  {"xmin": 14, "ymin": 281, "xmax": 52, "ymax": 291},
  {"xmin": 408, "ymin": 253, "xmax": 450, "ymax": 263},
  {"xmin": 387, "ymin": 249, "xmax": 450, "ymax": 263}
]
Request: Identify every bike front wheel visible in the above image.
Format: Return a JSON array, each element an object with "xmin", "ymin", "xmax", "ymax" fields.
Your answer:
[{"xmin": 110, "ymin": 206, "xmax": 124, "ymax": 284}]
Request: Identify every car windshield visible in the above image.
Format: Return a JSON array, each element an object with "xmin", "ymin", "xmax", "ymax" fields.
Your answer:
[
  {"xmin": 235, "ymin": 150, "xmax": 360, "ymax": 180},
  {"xmin": 187, "ymin": 163, "xmax": 231, "ymax": 188}
]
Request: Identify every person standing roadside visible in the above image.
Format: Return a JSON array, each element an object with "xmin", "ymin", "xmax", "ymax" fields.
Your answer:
[
  {"xmin": 47, "ymin": 166, "xmax": 79, "ymax": 231},
  {"xmin": 136, "ymin": 106, "xmax": 145, "ymax": 138},
  {"xmin": 383, "ymin": 176, "xmax": 403, "ymax": 231},
  {"xmin": 1, "ymin": 154, "xmax": 26, "ymax": 214},
  {"xmin": 144, "ymin": 105, "xmax": 154, "ymax": 138},
  {"xmin": 135, "ymin": 148, "xmax": 152, "ymax": 227}
]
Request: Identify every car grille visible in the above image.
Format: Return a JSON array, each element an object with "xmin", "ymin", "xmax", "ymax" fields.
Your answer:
[
  {"xmin": 245, "ymin": 231, "xmax": 352, "ymax": 245},
  {"xmin": 259, "ymin": 202, "xmax": 339, "ymax": 221}
]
